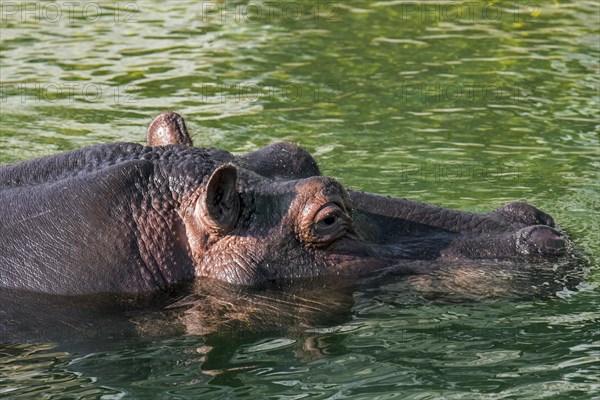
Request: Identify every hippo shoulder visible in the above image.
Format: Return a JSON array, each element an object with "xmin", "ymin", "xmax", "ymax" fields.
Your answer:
[{"xmin": 0, "ymin": 143, "xmax": 236, "ymax": 191}]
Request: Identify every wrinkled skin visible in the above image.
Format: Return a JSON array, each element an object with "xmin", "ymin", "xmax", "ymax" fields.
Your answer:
[{"xmin": 0, "ymin": 112, "xmax": 576, "ymax": 295}]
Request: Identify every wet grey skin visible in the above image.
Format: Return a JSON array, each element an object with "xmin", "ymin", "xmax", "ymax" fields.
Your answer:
[{"xmin": 0, "ymin": 112, "xmax": 573, "ymax": 295}]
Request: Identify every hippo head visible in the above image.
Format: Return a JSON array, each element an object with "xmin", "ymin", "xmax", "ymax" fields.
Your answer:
[
  {"xmin": 184, "ymin": 165, "xmax": 395, "ymax": 284},
  {"xmin": 148, "ymin": 112, "xmax": 574, "ymax": 287}
]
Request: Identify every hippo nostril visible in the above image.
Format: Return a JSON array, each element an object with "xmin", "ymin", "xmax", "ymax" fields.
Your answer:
[{"xmin": 516, "ymin": 225, "xmax": 567, "ymax": 256}]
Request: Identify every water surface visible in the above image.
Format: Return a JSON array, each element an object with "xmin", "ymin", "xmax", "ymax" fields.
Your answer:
[{"xmin": 1, "ymin": 1, "xmax": 598, "ymax": 399}]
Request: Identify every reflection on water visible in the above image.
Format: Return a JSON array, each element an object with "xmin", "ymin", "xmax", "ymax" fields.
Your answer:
[
  {"xmin": 0, "ymin": 259, "xmax": 594, "ymax": 397},
  {"xmin": 0, "ymin": 0, "xmax": 598, "ymax": 398}
]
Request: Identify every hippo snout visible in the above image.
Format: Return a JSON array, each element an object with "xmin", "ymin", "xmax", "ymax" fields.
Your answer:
[{"xmin": 515, "ymin": 225, "xmax": 568, "ymax": 256}]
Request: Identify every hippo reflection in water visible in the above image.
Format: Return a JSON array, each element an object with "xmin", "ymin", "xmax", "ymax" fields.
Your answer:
[{"xmin": 0, "ymin": 112, "xmax": 580, "ymax": 297}]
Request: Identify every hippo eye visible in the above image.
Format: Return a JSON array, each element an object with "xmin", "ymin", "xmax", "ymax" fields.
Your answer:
[{"xmin": 313, "ymin": 204, "xmax": 348, "ymax": 239}]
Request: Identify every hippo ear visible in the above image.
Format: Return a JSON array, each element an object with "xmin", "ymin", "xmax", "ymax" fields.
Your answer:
[
  {"xmin": 199, "ymin": 164, "xmax": 240, "ymax": 234},
  {"xmin": 147, "ymin": 111, "xmax": 194, "ymax": 147}
]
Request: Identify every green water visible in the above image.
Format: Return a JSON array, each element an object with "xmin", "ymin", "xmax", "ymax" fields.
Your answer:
[{"xmin": 1, "ymin": 1, "xmax": 598, "ymax": 399}]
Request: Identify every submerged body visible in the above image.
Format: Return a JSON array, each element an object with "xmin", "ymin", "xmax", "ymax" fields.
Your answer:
[{"xmin": 0, "ymin": 112, "xmax": 575, "ymax": 295}]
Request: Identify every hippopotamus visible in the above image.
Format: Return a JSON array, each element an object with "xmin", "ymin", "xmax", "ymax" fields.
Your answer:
[{"xmin": 0, "ymin": 112, "xmax": 573, "ymax": 296}]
